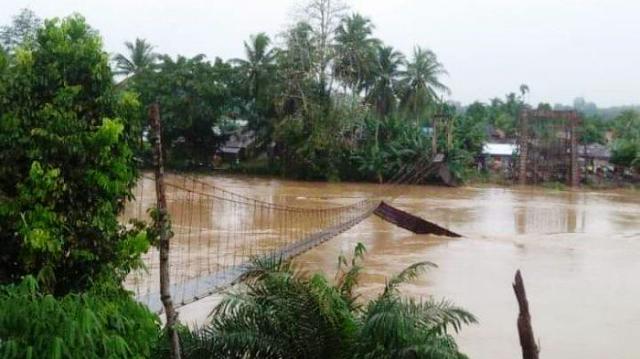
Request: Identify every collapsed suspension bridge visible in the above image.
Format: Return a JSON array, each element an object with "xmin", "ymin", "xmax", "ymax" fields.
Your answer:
[
  {"xmin": 123, "ymin": 104, "xmax": 461, "ymax": 315},
  {"xmin": 123, "ymin": 174, "xmax": 461, "ymax": 312}
]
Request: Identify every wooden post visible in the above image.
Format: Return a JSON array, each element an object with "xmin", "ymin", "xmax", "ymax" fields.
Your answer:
[
  {"xmin": 569, "ymin": 113, "xmax": 579, "ymax": 187},
  {"xmin": 446, "ymin": 117, "xmax": 453, "ymax": 152},
  {"xmin": 149, "ymin": 103, "xmax": 181, "ymax": 359},
  {"xmin": 518, "ymin": 111, "xmax": 529, "ymax": 185},
  {"xmin": 513, "ymin": 270, "xmax": 539, "ymax": 359},
  {"xmin": 431, "ymin": 117, "xmax": 438, "ymax": 156}
]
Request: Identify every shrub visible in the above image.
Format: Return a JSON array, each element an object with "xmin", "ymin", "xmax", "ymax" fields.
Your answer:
[{"xmin": 166, "ymin": 244, "xmax": 476, "ymax": 359}]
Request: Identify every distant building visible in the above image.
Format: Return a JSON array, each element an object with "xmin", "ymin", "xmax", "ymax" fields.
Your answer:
[
  {"xmin": 481, "ymin": 143, "xmax": 517, "ymax": 171},
  {"xmin": 218, "ymin": 130, "xmax": 255, "ymax": 162},
  {"xmin": 485, "ymin": 124, "xmax": 513, "ymax": 143},
  {"xmin": 579, "ymin": 143, "xmax": 611, "ymax": 172}
]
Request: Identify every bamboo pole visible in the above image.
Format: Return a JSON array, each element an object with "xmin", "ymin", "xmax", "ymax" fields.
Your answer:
[
  {"xmin": 513, "ymin": 270, "xmax": 539, "ymax": 359},
  {"xmin": 149, "ymin": 103, "xmax": 182, "ymax": 359}
]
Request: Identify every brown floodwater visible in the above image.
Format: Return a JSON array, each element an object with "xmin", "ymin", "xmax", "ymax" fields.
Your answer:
[{"xmin": 147, "ymin": 174, "xmax": 640, "ymax": 359}]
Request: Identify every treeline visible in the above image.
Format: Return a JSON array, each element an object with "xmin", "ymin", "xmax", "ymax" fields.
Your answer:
[
  {"xmin": 112, "ymin": 4, "xmax": 640, "ymax": 181},
  {"xmin": 112, "ymin": 1, "xmax": 486, "ymax": 182}
]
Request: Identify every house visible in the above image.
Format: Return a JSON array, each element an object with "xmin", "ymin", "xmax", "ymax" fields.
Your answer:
[
  {"xmin": 579, "ymin": 143, "xmax": 612, "ymax": 173},
  {"xmin": 481, "ymin": 143, "xmax": 517, "ymax": 171},
  {"xmin": 217, "ymin": 130, "xmax": 256, "ymax": 163}
]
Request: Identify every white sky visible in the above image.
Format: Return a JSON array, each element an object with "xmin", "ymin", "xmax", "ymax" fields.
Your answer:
[{"xmin": 2, "ymin": 0, "xmax": 639, "ymax": 107}]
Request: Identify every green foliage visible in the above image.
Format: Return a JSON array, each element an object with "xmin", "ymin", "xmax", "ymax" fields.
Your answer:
[
  {"xmin": 399, "ymin": 47, "xmax": 449, "ymax": 122},
  {"xmin": 0, "ymin": 14, "xmax": 147, "ymax": 293},
  {"xmin": 0, "ymin": 8, "xmax": 42, "ymax": 51},
  {"xmin": 165, "ymin": 244, "xmax": 476, "ymax": 359},
  {"xmin": 113, "ymin": 38, "xmax": 158, "ymax": 77},
  {"xmin": 611, "ymin": 139, "xmax": 640, "ymax": 168},
  {"xmin": 579, "ymin": 115, "xmax": 606, "ymax": 144},
  {"xmin": 0, "ymin": 276, "xmax": 160, "ymax": 358},
  {"xmin": 333, "ymin": 14, "xmax": 379, "ymax": 93},
  {"xmin": 609, "ymin": 111, "xmax": 640, "ymax": 169},
  {"xmin": 133, "ymin": 55, "xmax": 239, "ymax": 168}
]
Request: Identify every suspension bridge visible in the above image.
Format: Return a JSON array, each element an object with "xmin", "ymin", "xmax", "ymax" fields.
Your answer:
[{"xmin": 123, "ymin": 171, "xmax": 461, "ymax": 312}]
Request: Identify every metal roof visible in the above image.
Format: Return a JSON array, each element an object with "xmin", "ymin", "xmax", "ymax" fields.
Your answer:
[{"xmin": 482, "ymin": 143, "xmax": 517, "ymax": 156}]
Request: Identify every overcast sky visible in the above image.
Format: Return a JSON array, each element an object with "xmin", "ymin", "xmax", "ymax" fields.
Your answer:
[{"xmin": 2, "ymin": 0, "xmax": 639, "ymax": 107}]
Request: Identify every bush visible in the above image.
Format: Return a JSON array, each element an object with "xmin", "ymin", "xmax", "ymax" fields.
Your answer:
[{"xmin": 0, "ymin": 277, "xmax": 160, "ymax": 358}]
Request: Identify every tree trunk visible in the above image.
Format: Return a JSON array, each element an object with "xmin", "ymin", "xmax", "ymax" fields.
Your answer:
[
  {"xmin": 513, "ymin": 270, "xmax": 539, "ymax": 359},
  {"xmin": 149, "ymin": 103, "xmax": 182, "ymax": 359}
]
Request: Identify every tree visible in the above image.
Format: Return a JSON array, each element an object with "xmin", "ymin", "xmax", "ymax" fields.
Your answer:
[
  {"xmin": 299, "ymin": 0, "xmax": 349, "ymax": 95},
  {"xmin": 519, "ymin": 84, "xmax": 529, "ymax": 102},
  {"xmin": 611, "ymin": 139, "xmax": 640, "ymax": 169},
  {"xmin": 232, "ymin": 33, "xmax": 275, "ymax": 113},
  {"xmin": 611, "ymin": 110, "xmax": 640, "ymax": 141},
  {"xmin": 333, "ymin": 13, "xmax": 379, "ymax": 93},
  {"xmin": 274, "ymin": 21, "xmax": 318, "ymax": 117},
  {"xmin": 610, "ymin": 110, "xmax": 640, "ymax": 169},
  {"xmin": 167, "ymin": 244, "xmax": 476, "ymax": 358},
  {"xmin": 365, "ymin": 45, "xmax": 404, "ymax": 116},
  {"xmin": 0, "ymin": 15, "xmax": 147, "ymax": 294},
  {"xmin": 134, "ymin": 54, "xmax": 236, "ymax": 168},
  {"xmin": 0, "ymin": 8, "xmax": 42, "ymax": 51},
  {"xmin": 113, "ymin": 38, "xmax": 158, "ymax": 77},
  {"xmin": 400, "ymin": 46, "xmax": 449, "ymax": 122},
  {"xmin": 579, "ymin": 115, "xmax": 606, "ymax": 145}
]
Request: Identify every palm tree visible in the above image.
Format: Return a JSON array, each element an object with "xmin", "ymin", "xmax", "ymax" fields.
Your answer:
[
  {"xmin": 519, "ymin": 84, "xmax": 529, "ymax": 98},
  {"xmin": 365, "ymin": 45, "xmax": 404, "ymax": 116},
  {"xmin": 232, "ymin": 33, "xmax": 275, "ymax": 103},
  {"xmin": 333, "ymin": 13, "xmax": 379, "ymax": 94},
  {"xmin": 167, "ymin": 244, "xmax": 476, "ymax": 358},
  {"xmin": 400, "ymin": 47, "xmax": 449, "ymax": 122},
  {"xmin": 113, "ymin": 38, "xmax": 157, "ymax": 77}
]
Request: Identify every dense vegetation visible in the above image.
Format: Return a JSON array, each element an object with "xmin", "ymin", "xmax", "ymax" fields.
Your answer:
[
  {"xmin": 158, "ymin": 244, "xmax": 476, "ymax": 359},
  {"xmin": 0, "ymin": 12, "xmax": 159, "ymax": 359},
  {"xmin": 0, "ymin": 277, "xmax": 159, "ymax": 358},
  {"xmin": 0, "ymin": 14, "xmax": 148, "ymax": 294},
  {"xmin": 111, "ymin": 2, "xmax": 639, "ymax": 183},
  {"xmin": 116, "ymin": 1, "xmax": 483, "ymax": 182}
]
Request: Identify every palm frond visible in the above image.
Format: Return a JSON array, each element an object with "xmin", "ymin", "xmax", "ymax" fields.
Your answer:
[{"xmin": 383, "ymin": 261, "xmax": 437, "ymax": 297}]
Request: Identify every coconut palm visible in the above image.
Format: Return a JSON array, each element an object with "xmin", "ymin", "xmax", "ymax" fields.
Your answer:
[
  {"xmin": 333, "ymin": 13, "xmax": 379, "ymax": 94},
  {"xmin": 167, "ymin": 244, "xmax": 476, "ymax": 359},
  {"xmin": 399, "ymin": 47, "xmax": 449, "ymax": 120},
  {"xmin": 232, "ymin": 33, "xmax": 275, "ymax": 103},
  {"xmin": 519, "ymin": 84, "xmax": 530, "ymax": 103},
  {"xmin": 113, "ymin": 38, "xmax": 157, "ymax": 77},
  {"xmin": 365, "ymin": 45, "xmax": 405, "ymax": 116}
]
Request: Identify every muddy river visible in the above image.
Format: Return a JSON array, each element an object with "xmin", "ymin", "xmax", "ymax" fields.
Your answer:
[{"xmin": 153, "ymin": 174, "xmax": 640, "ymax": 358}]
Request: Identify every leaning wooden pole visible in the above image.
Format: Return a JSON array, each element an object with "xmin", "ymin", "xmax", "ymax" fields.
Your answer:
[
  {"xmin": 513, "ymin": 270, "xmax": 539, "ymax": 359},
  {"xmin": 149, "ymin": 103, "xmax": 181, "ymax": 359}
]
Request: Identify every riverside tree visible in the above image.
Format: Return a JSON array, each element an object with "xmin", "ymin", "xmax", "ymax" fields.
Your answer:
[{"xmin": 0, "ymin": 15, "xmax": 148, "ymax": 294}]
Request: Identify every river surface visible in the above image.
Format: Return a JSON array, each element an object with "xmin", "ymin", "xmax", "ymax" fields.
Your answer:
[{"xmin": 162, "ymin": 174, "xmax": 640, "ymax": 359}]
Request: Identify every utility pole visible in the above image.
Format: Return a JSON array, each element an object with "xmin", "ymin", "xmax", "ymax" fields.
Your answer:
[{"xmin": 149, "ymin": 103, "xmax": 181, "ymax": 359}]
